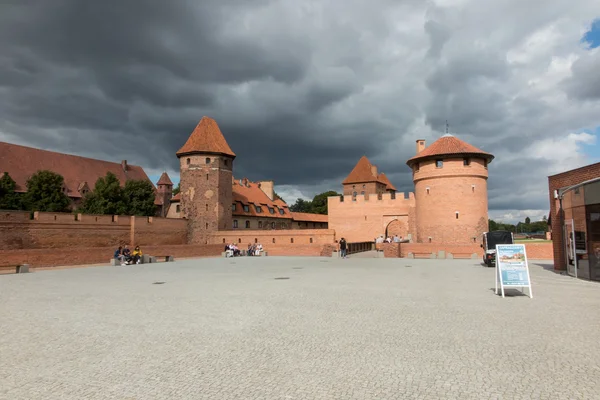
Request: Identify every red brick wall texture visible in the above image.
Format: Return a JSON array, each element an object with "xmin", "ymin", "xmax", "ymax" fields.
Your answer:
[{"xmin": 380, "ymin": 242, "xmax": 553, "ymax": 260}]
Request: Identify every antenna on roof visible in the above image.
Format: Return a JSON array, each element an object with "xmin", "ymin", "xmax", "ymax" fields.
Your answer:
[{"xmin": 445, "ymin": 120, "xmax": 449, "ymax": 135}]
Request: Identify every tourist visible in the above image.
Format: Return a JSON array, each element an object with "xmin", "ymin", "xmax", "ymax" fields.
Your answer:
[
  {"xmin": 122, "ymin": 245, "xmax": 132, "ymax": 265},
  {"xmin": 393, "ymin": 235, "xmax": 401, "ymax": 243},
  {"xmin": 114, "ymin": 246, "xmax": 125, "ymax": 266},
  {"xmin": 339, "ymin": 237, "xmax": 347, "ymax": 259},
  {"xmin": 132, "ymin": 246, "xmax": 143, "ymax": 264}
]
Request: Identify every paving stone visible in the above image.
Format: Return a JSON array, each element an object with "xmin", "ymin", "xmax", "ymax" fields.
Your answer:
[{"xmin": 0, "ymin": 257, "xmax": 599, "ymax": 399}]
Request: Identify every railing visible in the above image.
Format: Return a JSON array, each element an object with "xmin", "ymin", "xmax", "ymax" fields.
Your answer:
[{"xmin": 347, "ymin": 242, "xmax": 375, "ymax": 255}]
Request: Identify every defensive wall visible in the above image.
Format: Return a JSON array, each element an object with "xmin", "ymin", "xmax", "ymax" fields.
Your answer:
[
  {"xmin": 327, "ymin": 192, "xmax": 416, "ymax": 242},
  {"xmin": 379, "ymin": 242, "xmax": 553, "ymax": 260}
]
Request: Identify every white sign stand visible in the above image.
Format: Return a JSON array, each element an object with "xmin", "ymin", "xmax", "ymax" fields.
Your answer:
[{"xmin": 495, "ymin": 244, "xmax": 533, "ymax": 298}]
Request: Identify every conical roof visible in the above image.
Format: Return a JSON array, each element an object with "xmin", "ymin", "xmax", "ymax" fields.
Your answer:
[
  {"xmin": 377, "ymin": 172, "xmax": 397, "ymax": 191},
  {"xmin": 342, "ymin": 156, "xmax": 386, "ymax": 185},
  {"xmin": 157, "ymin": 172, "xmax": 173, "ymax": 186},
  {"xmin": 176, "ymin": 116, "xmax": 236, "ymax": 158},
  {"xmin": 406, "ymin": 134, "xmax": 493, "ymax": 166}
]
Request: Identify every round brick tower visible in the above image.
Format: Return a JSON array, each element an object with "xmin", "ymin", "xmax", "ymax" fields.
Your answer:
[
  {"xmin": 176, "ymin": 116, "xmax": 236, "ymax": 244},
  {"xmin": 406, "ymin": 134, "xmax": 494, "ymax": 245}
]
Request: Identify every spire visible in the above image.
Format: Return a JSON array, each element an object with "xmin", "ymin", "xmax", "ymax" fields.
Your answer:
[
  {"xmin": 176, "ymin": 116, "xmax": 236, "ymax": 158},
  {"xmin": 157, "ymin": 171, "xmax": 173, "ymax": 186}
]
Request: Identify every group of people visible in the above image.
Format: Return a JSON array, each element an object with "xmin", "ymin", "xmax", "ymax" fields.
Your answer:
[
  {"xmin": 224, "ymin": 243, "xmax": 264, "ymax": 257},
  {"xmin": 113, "ymin": 245, "xmax": 143, "ymax": 266},
  {"xmin": 375, "ymin": 235, "xmax": 402, "ymax": 244}
]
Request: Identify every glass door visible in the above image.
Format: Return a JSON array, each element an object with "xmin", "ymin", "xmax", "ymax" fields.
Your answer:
[{"xmin": 564, "ymin": 219, "xmax": 577, "ymax": 278}]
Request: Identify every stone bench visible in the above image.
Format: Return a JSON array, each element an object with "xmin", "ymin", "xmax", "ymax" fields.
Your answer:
[
  {"xmin": 407, "ymin": 252, "xmax": 436, "ymax": 259},
  {"xmin": 0, "ymin": 264, "xmax": 30, "ymax": 274},
  {"xmin": 150, "ymin": 255, "xmax": 174, "ymax": 263}
]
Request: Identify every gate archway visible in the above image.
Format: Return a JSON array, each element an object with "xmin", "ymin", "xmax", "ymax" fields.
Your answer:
[{"xmin": 385, "ymin": 219, "xmax": 407, "ymax": 239}]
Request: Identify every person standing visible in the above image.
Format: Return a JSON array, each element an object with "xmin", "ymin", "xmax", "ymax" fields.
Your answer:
[{"xmin": 339, "ymin": 237, "xmax": 347, "ymax": 259}]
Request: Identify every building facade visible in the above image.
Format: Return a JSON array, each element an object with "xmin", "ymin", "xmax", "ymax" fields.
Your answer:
[{"xmin": 549, "ymin": 162, "xmax": 600, "ymax": 281}]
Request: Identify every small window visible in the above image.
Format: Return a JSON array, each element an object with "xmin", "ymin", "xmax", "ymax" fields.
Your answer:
[
  {"xmin": 268, "ymin": 207, "xmax": 274, "ymax": 214},
  {"xmin": 426, "ymin": 187, "xmax": 430, "ymax": 195},
  {"xmin": 471, "ymin": 185, "xmax": 475, "ymax": 193},
  {"xmin": 205, "ymin": 222, "xmax": 208, "ymax": 229},
  {"xmin": 233, "ymin": 220, "xmax": 238, "ymax": 228},
  {"xmin": 271, "ymin": 222, "xmax": 275, "ymax": 229},
  {"xmin": 436, "ymin": 159, "xmax": 443, "ymax": 168},
  {"xmin": 255, "ymin": 205, "xmax": 262, "ymax": 213},
  {"xmin": 362, "ymin": 184, "xmax": 366, "ymax": 189},
  {"xmin": 238, "ymin": 238, "xmax": 241, "ymax": 243},
  {"xmin": 455, "ymin": 211, "xmax": 459, "ymax": 219},
  {"xmin": 243, "ymin": 205, "xmax": 249, "ymax": 212},
  {"xmin": 232, "ymin": 203, "xmax": 236, "ymax": 211},
  {"xmin": 272, "ymin": 238, "xmax": 276, "ymax": 243},
  {"xmin": 176, "ymin": 205, "xmax": 181, "ymax": 213},
  {"xmin": 353, "ymin": 185, "xmax": 356, "ymax": 189},
  {"xmin": 361, "ymin": 191, "xmax": 365, "ymax": 195},
  {"xmin": 415, "ymin": 163, "xmax": 420, "ymax": 172},
  {"xmin": 205, "ymin": 157, "xmax": 210, "ymax": 164},
  {"xmin": 206, "ymin": 204, "xmax": 208, "ymax": 211},
  {"xmin": 187, "ymin": 158, "xmax": 190, "ymax": 165},
  {"xmin": 245, "ymin": 220, "xmax": 250, "ymax": 228},
  {"xmin": 258, "ymin": 221, "xmax": 263, "ymax": 228},
  {"xmin": 463, "ymin": 158, "xmax": 471, "ymax": 166},
  {"xmin": 224, "ymin": 159, "xmax": 229, "ymax": 166},
  {"xmin": 206, "ymin": 174, "xmax": 208, "ymax": 180},
  {"xmin": 254, "ymin": 238, "xmax": 258, "ymax": 243},
  {"xmin": 310, "ymin": 238, "xmax": 313, "ymax": 243},
  {"xmin": 223, "ymin": 238, "xmax": 226, "ymax": 244},
  {"xmin": 279, "ymin": 208, "xmax": 284, "ymax": 215},
  {"xmin": 428, "ymin": 237, "xmax": 432, "ymax": 243},
  {"xmin": 291, "ymin": 238, "xmax": 294, "ymax": 243}
]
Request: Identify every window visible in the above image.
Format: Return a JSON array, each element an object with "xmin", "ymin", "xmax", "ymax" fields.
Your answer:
[
  {"xmin": 254, "ymin": 238, "xmax": 258, "ymax": 243},
  {"xmin": 312, "ymin": 223, "xmax": 316, "ymax": 228},
  {"xmin": 205, "ymin": 157, "xmax": 210, "ymax": 164},
  {"xmin": 455, "ymin": 211, "xmax": 459, "ymax": 219},
  {"xmin": 484, "ymin": 160, "xmax": 488, "ymax": 169},
  {"xmin": 233, "ymin": 220, "xmax": 238, "ymax": 228},
  {"xmin": 279, "ymin": 208, "xmax": 284, "ymax": 215},
  {"xmin": 258, "ymin": 221, "xmax": 263, "ymax": 228},
  {"xmin": 362, "ymin": 184, "xmax": 366, "ymax": 189},
  {"xmin": 272, "ymin": 238, "xmax": 276, "ymax": 243},
  {"xmin": 353, "ymin": 185, "xmax": 356, "ymax": 189},
  {"xmin": 436, "ymin": 159, "xmax": 443, "ymax": 168},
  {"xmin": 310, "ymin": 238, "xmax": 313, "ymax": 243},
  {"xmin": 206, "ymin": 204, "xmax": 208, "ymax": 211},
  {"xmin": 205, "ymin": 222, "xmax": 208, "ymax": 229},
  {"xmin": 271, "ymin": 222, "xmax": 275, "ymax": 229},
  {"xmin": 415, "ymin": 163, "xmax": 420, "ymax": 172},
  {"xmin": 224, "ymin": 159, "xmax": 229, "ymax": 166},
  {"xmin": 472, "ymin": 185, "xmax": 475, "ymax": 193},
  {"xmin": 206, "ymin": 174, "xmax": 208, "ymax": 180},
  {"xmin": 291, "ymin": 238, "xmax": 294, "ymax": 243},
  {"xmin": 238, "ymin": 238, "xmax": 241, "ymax": 243},
  {"xmin": 243, "ymin": 205, "xmax": 249, "ymax": 212},
  {"xmin": 255, "ymin": 205, "xmax": 262, "ymax": 213},
  {"xmin": 426, "ymin": 187, "xmax": 430, "ymax": 195},
  {"xmin": 176, "ymin": 205, "xmax": 181, "ymax": 213},
  {"xmin": 232, "ymin": 203, "xmax": 237, "ymax": 211},
  {"xmin": 575, "ymin": 187, "xmax": 580, "ymax": 195},
  {"xmin": 245, "ymin": 220, "xmax": 250, "ymax": 228},
  {"xmin": 186, "ymin": 158, "xmax": 190, "ymax": 165},
  {"xmin": 223, "ymin": 238, "xmax": 226, "ymax": 243},
  {"xmin": 463, "ymin": 158, "xmax": 471, "ymax": 166},
  {"xmin": 268, "ymin": 207, "xmax": 274, "ymax": 214},
  {"xmin": 361, "ymin": 191, "xmax": 365, "ymax": 195}
]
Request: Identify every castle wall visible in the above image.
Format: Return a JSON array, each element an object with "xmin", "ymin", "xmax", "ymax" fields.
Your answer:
[
  {"xmin": 343, "ymin": 182, "xmax": 386, "ymax": 197},
  {"xmin": 328, "ymin": 192, "xmax": 416, "ymax": 242},
  {"xmin": 413, "ymin": 158, "xmax": 488, "ymax": 244}
]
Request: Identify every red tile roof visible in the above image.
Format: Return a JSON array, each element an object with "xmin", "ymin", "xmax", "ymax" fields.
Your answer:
[
  {"xmin": 406, "ymin": 134, "xmax": 494, "ymax": 166},
  {"xmin": 342, "ymin": 156, "xmax": 384, "ymax": 185},
  {"xmin": 291, "ymin": 212, "xmax": 328, "ymax": 223},
  {"xmin": 171, "ymin": 193, "xmax": 181, "ymax": 201},
  {"xmin": 377, "ymin": 173, "xmax": 397, "ymax": 191},
  {"xmin": 0, "ymin": 141, "xmax": 154, "ymax": 199},
  {"xmin": 157, "ymin": 172, "xmax": 173, "ymax": 185},
  {"xmin": 176, "ymin": 116, "xmax": 236, "ymax": 158},
  {"xmin": 232, "ymin": 178, "xmax": 290, "ymax": 219}
]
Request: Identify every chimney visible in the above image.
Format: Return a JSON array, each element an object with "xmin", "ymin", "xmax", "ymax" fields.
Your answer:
[
  {"xmin": 258, "ymin": 180, "xmax": 274, "ymax": 201},
  {"xmin": 121, "ymin": 160, "xmax": 128, "ymax": 171},
  {"xmin": 416, "ymin": 140, "xmax": 426, "ymax": 155},
  {"xmin": 243, "ymin": 178, "xmax": 249, "ymax": 187},
  {"xmin": 370, "ymin": 165, "xmax": 378, "ymax": 177}
]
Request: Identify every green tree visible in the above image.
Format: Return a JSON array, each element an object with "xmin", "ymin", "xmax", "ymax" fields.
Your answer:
[
  {"xmin": 525, "ymin": 216, "xmax": 531, "ymax": 224},
  {"xmin": 22, "ymin": 170, "xmax": 71, "ymax": 212},
  {"xmin": 81, "ymin": 172, "xmax": 127, "ymax": 215},
  {"xmin": 0, "ymin": 172, "xmax": 21, "ymax": 210},
  {"xmin": 289, "ymin": 198, "xmax": 311, "ymax": 213},
  {"xmin": 123, "ymin": 179, "xmax": 157, "ymax": 216},
  {"xmin": 310, "ymin": 191, "xmax": 340, "ymax": 214},
  {"xmin": 488, "ymin": 219, "xmax": 498, "ymax": 232},
  {"xmin": 173, "ymin": 182, "xmax": 180, "ymax": 196}
]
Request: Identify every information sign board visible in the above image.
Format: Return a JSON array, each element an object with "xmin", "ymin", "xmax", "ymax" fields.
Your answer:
[{"xmin": 495, "ymin": 244, "xmax": 533, "ymax": 298}]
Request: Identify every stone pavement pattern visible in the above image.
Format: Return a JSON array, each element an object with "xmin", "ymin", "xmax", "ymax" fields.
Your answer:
[{"xmin": 1, "ymin": 257, "xmax": 599, "ymax": 400}]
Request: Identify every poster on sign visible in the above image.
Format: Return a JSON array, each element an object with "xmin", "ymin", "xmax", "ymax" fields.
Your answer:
[{"xmin": 494, "ymin": 244, "xmax": 533, "ymax": 298}]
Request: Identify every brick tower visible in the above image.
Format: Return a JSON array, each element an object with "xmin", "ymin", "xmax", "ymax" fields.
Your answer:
[
  {"xmin": 176, "ymin": 117, "xmax": 236, "ymax": 244},
  {"xmin": 406, "ymin": 134, "xmax": 494, "ymax": 244},
  {"xmin": 156, "ymin": 172, "xmax": 173, "ymax": 217}
]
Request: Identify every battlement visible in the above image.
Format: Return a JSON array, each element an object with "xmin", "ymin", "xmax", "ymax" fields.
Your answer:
[{"xmin": 327, "ymin": 192, "xmax": 415, "ymax": 205}]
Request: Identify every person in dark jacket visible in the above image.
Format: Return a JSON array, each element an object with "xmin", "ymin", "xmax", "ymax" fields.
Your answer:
[
  {"xmin": 339, "ymin": 238, "xmax": 347, "ymax": 259},
  {"xmin": 114, "ymin": 246, "xmax": 125, "ymax": 266}
]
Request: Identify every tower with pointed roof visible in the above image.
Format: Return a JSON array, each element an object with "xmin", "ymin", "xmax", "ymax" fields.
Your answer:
[
  {"xmin": 156, "ymin": 172, "xmax": 173, "ymax": 217},
  {"xmin": 342, "ymin": 156, "xmax": 396, "ymax": 198},
  {"xmin": 177, "ymin": 116, "xmax": 236, "ymax": 243},
  {"xmin": 406, "ymin": 134, "xmax": 494, "ymax": 244}
]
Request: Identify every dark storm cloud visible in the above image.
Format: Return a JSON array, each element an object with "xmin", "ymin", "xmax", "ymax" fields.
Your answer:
[{"xmin": 1, "ymin": 0, "xmax": 600, "ymax": 221}]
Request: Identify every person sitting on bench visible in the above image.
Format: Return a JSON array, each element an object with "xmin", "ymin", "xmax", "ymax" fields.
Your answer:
[
  {"xmin": 122, "ymin": 245, "xmax": 132, "ymax": 265},
  {"xmin": 132, "ymin": 246, "xmax": 143, "ymax": 265},
  {"xmin": 114, "ymin": 246, "xmax": 125, "ymax": 266}
]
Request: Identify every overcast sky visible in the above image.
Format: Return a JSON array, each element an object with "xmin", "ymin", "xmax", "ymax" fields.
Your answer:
[{"xmin": 1, "ymin": 1, "xmax": 600, "ymax": 224}]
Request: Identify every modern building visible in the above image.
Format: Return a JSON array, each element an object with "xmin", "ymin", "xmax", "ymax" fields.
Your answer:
[{"xmin": 549, "ymin": 162, "xmax": 600, "ymax": 281}]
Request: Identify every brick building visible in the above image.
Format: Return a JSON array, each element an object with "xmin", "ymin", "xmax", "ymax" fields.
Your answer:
[
  {"xmin": 328, "ymin": 134, "xmax": 493, "ymax": 245},
  {"xmin": 0, "ymin": 141, "xmax": 166, "ymax": 214},
  {"xmin": 549, "ymin": 162, "xmax": 600, "ymax": 281}
]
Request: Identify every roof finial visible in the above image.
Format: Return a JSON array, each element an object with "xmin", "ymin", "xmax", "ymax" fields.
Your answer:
[{"xmin": 445, "ymin": 120, "xmax": 449, "ymax": 135}]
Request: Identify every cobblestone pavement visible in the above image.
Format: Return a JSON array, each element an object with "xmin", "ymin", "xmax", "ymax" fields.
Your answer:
[{"xmin": 1, "ymin": 257, "xmax": 599, "ymax": 400}]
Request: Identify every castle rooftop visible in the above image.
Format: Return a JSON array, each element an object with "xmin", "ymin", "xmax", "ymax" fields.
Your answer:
[
  {"xmin": 176, "ymin": 116, "xmax": 236, "ymax": 158},
  {"xmin": 406, "ymin": 135, "xmax": 493, "ymax": 166}
]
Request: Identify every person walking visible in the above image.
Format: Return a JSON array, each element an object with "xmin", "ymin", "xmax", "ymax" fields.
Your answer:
[{"xmin": 339, "ymin": 237, "xmax": 347, "ymax": 259}]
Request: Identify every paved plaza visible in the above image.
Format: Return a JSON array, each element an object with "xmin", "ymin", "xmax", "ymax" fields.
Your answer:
[{"xmin": 1, "ymin": 256, "xmax": 599, "ymax": 400}]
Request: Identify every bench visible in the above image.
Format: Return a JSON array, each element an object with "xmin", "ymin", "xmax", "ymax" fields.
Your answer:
[
  {"xmin": 0, "ymin": 264, "xmax": 30, "ymax": 274},
  {"xmin": 150, "ymin": 255, "xmax": 174, "ymax": 263}
]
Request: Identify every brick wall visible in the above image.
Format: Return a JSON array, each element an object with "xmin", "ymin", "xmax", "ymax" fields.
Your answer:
[
  {"xmin": 549, "ymin": 162, "xmax": 600, "ymax": 270},
  {"xmin": 133, "ymin": 216, "xmax": 187, "ymax": 246},
  {"xmin": 208, "ymin": 229, "xmax": 335, "ymax": 247},
  {"xmin": 328, "ymin": 192, "xmax": 415, "ymax": 242},
  {"xmin": 0, "ymin": 244, "xmax": 222, "ymax": 269},
  {"xmin": 378, "ymin": 242, "xmax": 553, "ymax": 260}
]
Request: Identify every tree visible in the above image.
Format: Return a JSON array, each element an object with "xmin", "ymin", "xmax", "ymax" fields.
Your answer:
[
  {"xmin": 289, "ymin": 191, "xmax": 341, "ymax": 214},
  {"xmin": 80, "ymin": 172, "xmax": 127, "ymax": 215},
  {"xmin": 289, "ymin": 198, "xmax": 311, "ymax": 213},
  {"xmin": 525, "ymin": 216, "xmax": 531, "ymax": 224},
  {"xmin": 273, "ymin": 190, "xmax": 283, "ymax": 201},
  {"xmin": 123, "ymin": 179, "xmax": 157, "ymax": 216},
  {"xmin": 22, "ymin": 170, "xmax": 71, "ymax": 212},
  {"xmin": 542, "ymin": 215, "xmax": 547, "ymax": 222},
  {"xmin": 173, "ymin": 183, "xmax": 180, "ymax": 196},
  {"xmin": 0, "ymin": 172, "xmax": 21, "ymax": 210}
]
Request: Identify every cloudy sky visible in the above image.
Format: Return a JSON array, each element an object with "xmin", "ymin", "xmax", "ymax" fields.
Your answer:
[{"xmin": 1, "ymin": 0, "xmax": 600, "ymax": 223}]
